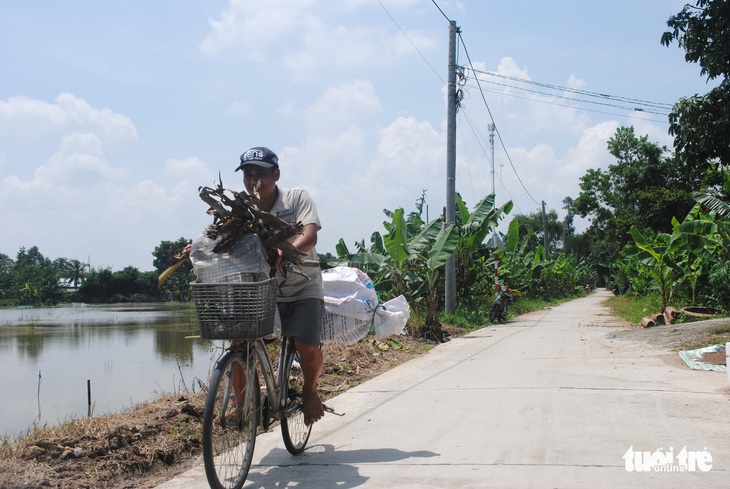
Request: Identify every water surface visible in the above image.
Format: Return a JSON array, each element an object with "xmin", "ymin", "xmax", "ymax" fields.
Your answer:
[{"xmin": 0, "ymin": 303, "xmax": 223, "ymax": 437}]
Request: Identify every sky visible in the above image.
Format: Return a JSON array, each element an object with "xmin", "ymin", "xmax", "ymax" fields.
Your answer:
[{"xmin": 0, "ymin": 0, "xmax": 716, "ymax": 272}]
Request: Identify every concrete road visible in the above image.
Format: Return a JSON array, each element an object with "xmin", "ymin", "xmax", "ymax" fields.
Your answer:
[{"xmin": 156, "ymin": 289, "xmax": 730, "ymax": 488}]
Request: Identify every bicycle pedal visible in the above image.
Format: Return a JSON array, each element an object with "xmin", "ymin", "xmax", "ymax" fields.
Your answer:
[{"xmin": 323, "ymin": 404, "xmax": 345, "ymax": 417}]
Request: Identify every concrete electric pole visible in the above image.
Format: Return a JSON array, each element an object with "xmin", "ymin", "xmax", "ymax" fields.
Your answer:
[{"xmin": 445, "ymin": 19, "xmax": 459, "ymax": 314}]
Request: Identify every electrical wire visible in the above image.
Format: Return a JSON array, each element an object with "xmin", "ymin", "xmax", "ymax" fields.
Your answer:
[
  {"xmin": 427, "ymin": 0, "xmax": 543, "ymax": 210},
  {"xmin": 457, "ymin": 32, "xmax": 542, "ymax": 207},
  {"xmin": 465, "ymin": 80, "xmax": 671, "ymax": 125},
  {"xmin": 430, "ymin": 0, "xmax": 451, "ymax": 22},
  {"xmin": 468, "ymin": 68, "xmax": 674, "ymax": 111},
  {"xmin": 462, "ymin": 69, "xmax": 672, "ymax": 121},
  {"xmin": 376, "ymin": 0, "xmax": 445, "ymax": 84}
]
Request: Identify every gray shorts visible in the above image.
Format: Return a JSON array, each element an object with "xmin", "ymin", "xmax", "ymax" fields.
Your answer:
[{"xmin": 277, "ymin": 298, "xmax": 323, "ymax": 347}]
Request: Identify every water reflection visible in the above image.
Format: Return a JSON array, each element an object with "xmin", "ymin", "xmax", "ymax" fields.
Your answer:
[{"xmin": 0, "ymin": 304, "xmax": 218, "ymax": 437}]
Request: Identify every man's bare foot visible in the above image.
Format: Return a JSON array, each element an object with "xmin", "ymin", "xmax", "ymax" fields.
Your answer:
[{"xmin": 302, "ymin": 392, "xmax": 324, "ymax": 426}]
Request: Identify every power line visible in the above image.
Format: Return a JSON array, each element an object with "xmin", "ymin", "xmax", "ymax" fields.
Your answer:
[
  {"xmin": 430, "ymin": 0, "xmax": 451, "ymax": 23},
  {"xmin": 463, "ymin": 80, "xmax": 671, "ymax": 125},
  {"xmin": 465, "ymin": 78, "xmax": 671, "ymax": 117},
  {"xmin": 457, "ymin": 33, "xmax": 542, "ymax": 207},
  {"xmin": 468, "ymin": 68, "xmax": 674, "ymax": 111},
  {"xmin": 428, "ymin": 0, "xmax": 542, "ymax": 209},
  {"xmin": 458, "ymin": 107, "xmax": 521, "ymax": 212},
  {"xmin": 376, "ymin": 0, "xmax": 444, "ymax": 84},
  {"xmin": 392, "ymin": 1, "xmax": 550, "ymax": 211}
]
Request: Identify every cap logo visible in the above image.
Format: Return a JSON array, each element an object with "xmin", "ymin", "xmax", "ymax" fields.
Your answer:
[{"xmin": 243, "ymin": 149, "xmax": 265, "ymax": 161}]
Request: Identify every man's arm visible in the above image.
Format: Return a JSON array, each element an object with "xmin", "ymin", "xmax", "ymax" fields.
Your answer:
[
  {"xmin": 291, "ymin": 223, "xmax": 318, "ymax": 253},
  {"xmin": 274, "ymin": 222, "xmax": 318, "ymax": 268}
]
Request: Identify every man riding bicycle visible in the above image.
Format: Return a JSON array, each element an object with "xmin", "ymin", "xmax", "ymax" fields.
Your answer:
[{"xmin": 236, "ymin": 146, "xmax": 325, "ymax": 426}]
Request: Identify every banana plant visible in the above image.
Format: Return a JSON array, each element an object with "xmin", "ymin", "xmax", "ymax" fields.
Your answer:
[
  {"xmin": 421, "ymin": 223, "xmax": 460, "ymax": 333},
  {"xmin": 629, "ymin": 226, "xmax": 683, "ymax": 310},
  {"xmin": 669, "ymin": 205, "xmax": 721, "ymax": 304},
  {"xmin": 454, "ymin": 193, "xmax": 513, "ymax": 300}
]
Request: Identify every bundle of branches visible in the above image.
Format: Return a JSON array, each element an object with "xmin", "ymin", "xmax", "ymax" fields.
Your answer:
[
  {"xmin": 158, "ymin": 176, "xmax": 304, "ymax": 286},
  {"xmin": 197, "ymin": 175, "xmax": 305, "ymax": 267}
]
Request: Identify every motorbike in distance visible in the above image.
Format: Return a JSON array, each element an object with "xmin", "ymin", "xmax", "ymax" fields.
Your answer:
[{"xmin": 489, "ymin": 285, "xmax": 515, "ymax": 324}]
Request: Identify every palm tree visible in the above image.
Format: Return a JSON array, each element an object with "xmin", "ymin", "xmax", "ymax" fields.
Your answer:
[{"xmin": 67, "ymin": 259, "xmax": 87, "ymax": 290}]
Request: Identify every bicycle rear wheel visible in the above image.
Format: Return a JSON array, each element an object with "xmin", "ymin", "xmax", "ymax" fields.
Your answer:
[
  {"xmin": 280, "ymin": 340, "xmax": 312, "ymax": 454},
  {"xmin": 202, "ymin": 350, "xmax": 259, "ymax": 489}
]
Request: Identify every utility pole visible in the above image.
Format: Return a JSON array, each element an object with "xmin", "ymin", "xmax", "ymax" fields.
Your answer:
[
  {"xmin": 445, "ymin": 19, "xmax": 459, "ymax": 314},
  {"xmin": 542, "ymin": 201, "xmax": 550, "ymax": 260},
  {"xmin": 488, "ymin": 123, "xmax": 496, "ymax": 197}
]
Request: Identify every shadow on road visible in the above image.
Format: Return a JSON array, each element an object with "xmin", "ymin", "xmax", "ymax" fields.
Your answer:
[{"xmin": 247, "ymin": 445, "xmax": 439, "ymax": 488}]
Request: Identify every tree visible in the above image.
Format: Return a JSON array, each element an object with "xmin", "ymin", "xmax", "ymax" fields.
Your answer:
[
  {"xmin": 16, "ymin": 246, "xmax": 48, "ymax": 268},
  {"xmin": 0, "ymin": 253, "xmax": 13, "ymax": 302},
  {"xmin": 153, "ymin": 238, "xmax": 194, "ymax": 300},
  {"xmin": 78, "ymin": 268, "xmax": 114, "ymax": 303},
  {"xmin": 12, "ymin": 248, "xmax": 64, "ymax": 306},
  {"xmin": 571, "ymin": 126, "xmax": 714, "ymax": 267},
  {"xmin": 662, "ymin": 0, "xmax": 730, "ymax": 167},
  {"xmin": 114, "ymin": 266, "xmax": 143, "ymax": 296},
  {"xmin": 67, "ymin": 259, "xmax": 87, "ymax": 289},
  {"xmin": 513, "ymin": 207, "xmax": 564, "ymax": 256}
]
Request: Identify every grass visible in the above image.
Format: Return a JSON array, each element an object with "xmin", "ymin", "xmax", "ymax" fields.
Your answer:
[
  {"xmin": 605, "ymin": 291, "xmax": 730, "ymax": 350},
  {"xmin": 438, "ymin": 293, "xmax": 581, "ymax": 332},
  {"xmin": 605, "ymin": 293, "xmax": 663, "ymax": 324}
]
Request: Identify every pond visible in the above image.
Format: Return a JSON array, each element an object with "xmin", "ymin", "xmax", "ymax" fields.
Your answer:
[{"xmin": 0, "ymin": 303, "xmax": 223, "ymax": 437}]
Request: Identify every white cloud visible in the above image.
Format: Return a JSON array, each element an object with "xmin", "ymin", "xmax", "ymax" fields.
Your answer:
[
  {"xmin": 2, "ymin": 132, "xmax": 124, "ymax": 195},
  {"xmin": 0, "ymin": 93, "xmax": 137, "ymax": 146},
  {"xmin": 201, "ymin": 0, "xmax": 437, "ymax": 80},
  {"xmin": 628, "ymin": 113, "xmax": 674, "ymax": 149},
  {"xmin": 567, "ymin": 74, "xmax": 587, "ymax": 90},
  {"xmin": 223, "ymin": 101, "xmax": 253, "ymax": 116},
  {"xmin": 561, "ymin": 121, "xmax": 619, "ymax": 175},
  {"xmin": 313, "ymin": 115, "xmax": 446, "ymax": 251},
  {"xmin": 200, "ymin": 0, "xmax": 319, "ymax": 57},
  {"xmin": 282, "ymin": 25, "xmax": 437, "ymax": 81},
  {"xmin": 42, "ymin": 133, "xmax": 125, "ymax": 185},
  {"xmin": 304, "ymin": 80, "xmax": 381, "ymax": 131}
]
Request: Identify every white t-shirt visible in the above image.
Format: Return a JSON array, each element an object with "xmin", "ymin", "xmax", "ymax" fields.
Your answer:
[{"xmin": 271, "ymin": 187, "xmax": 324, "ymax": 302}]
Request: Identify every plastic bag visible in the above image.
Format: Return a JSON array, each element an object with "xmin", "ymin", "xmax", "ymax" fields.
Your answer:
[
  {"xmin": 190, "ymin": 233, "xmax": 270, "ymax": 283},
  {"xmin": 373, "ymin": 295, "xmax": 410, "ymax": 339}
]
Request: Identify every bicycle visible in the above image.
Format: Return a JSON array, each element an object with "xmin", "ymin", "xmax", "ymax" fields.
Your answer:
[{"xmin": 192, "ymin": 276, "xmax": 313, "ymax": 489}]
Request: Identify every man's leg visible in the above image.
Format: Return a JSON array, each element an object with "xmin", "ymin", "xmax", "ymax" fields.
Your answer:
[{"xmin": 294, "ymin": 339, "xmax": 324, "ymax": 426}]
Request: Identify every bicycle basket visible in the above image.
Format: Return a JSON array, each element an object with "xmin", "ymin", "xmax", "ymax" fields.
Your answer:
[{"xmin": 192, "ymin": 278, "xmax": 277, "ymax": 339}]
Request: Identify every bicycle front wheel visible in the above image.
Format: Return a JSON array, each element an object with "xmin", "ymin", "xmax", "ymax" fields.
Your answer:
[
  {"xmin": 202, "ymin": 350, "xmax": 259, "ymax": 489},
  {"xmin": 280, "ymin": 342, "xmax": 312, "ymax": 454}
]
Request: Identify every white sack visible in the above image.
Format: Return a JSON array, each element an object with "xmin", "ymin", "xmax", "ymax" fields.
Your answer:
[
  {"xmin": 319, "ymin": 267, "xmax": 411, "ymax": 343},
  {"xmin": 320, "ymin": 267, "xmax": 378, "ymax": 344},
  {"xmin": 373, "ymin": 295, "xmax": 410, "ymax": 339},
  {"xmin": 321, "ymin": 267, "xmax": 378, "ymax": 320}
]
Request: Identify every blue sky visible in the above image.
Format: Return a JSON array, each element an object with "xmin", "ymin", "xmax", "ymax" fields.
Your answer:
[{"xmin": 0, "ymin": 0, "xmax": 714, "ymax": 271}]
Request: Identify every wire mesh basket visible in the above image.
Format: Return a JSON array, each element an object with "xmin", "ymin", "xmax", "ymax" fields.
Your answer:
[{"xmin": 192, "ymin": 278, "xmax": 277, "ymax": 339}]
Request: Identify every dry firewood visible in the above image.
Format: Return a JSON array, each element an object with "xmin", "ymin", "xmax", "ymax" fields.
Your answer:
[{"xmin": 197, "ymin": 176, "xmax": 304, "ymax": 265}]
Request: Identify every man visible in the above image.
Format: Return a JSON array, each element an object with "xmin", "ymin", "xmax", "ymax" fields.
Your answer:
[{"xmin": 236, "ymin": 146, "xmax": 325, "ymax": 426}]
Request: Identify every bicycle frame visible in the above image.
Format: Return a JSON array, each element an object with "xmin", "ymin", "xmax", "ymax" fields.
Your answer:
[{"xmin": 229, "ymin": 337, "xmax": 298, "ymax": 424}]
